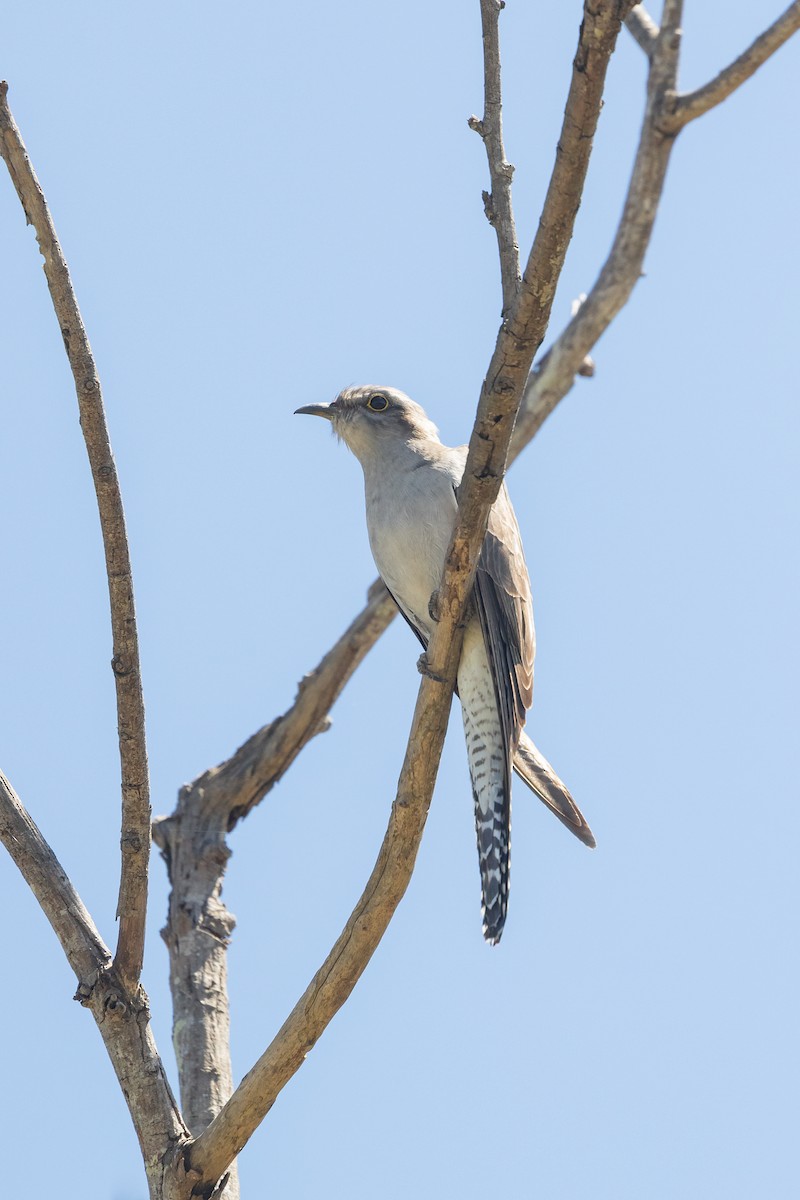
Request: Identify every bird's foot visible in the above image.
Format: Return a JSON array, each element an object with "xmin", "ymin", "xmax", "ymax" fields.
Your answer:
[{"xmin": 416, "ymin": 652, "xmax": 447, "ymax": 684}]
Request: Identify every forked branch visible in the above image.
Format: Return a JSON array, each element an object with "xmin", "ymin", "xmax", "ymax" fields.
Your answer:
[
  {"xmin": 516, "ymin": 0, "xmax": 800, "ymax": 450},
  {"xmin": 183, "ymin": 4, "xmax": 800, "ymax": 1184},
  {"xmin": 151, "ymin": 579, "xmax": 397, "ymax": 1190},
  {"xmin": 514, "ymin": 0, "xmax": 682, "ymax": 448},
  {"xmin": 667, "ymin": 1, "xmax": 800, "ymax": 130},
  {"xmin": 185, "ymin": 2, "xmax": 630, "ymax": 1190},
  {"xmin": 0, "ymin": 773, "xmax": 188, "ymax": 1198}
]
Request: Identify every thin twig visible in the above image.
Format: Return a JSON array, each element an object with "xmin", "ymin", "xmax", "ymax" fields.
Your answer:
[
  {"xmin": 0, "ymin": 82, "xmax": 150, "ymax": 990},
  {"xmin": 625, "ymin": 5, "xmax": 659, "ymax": 57},
  {"xmin": 668, "ymin": 1, "xmax": 800, "ymax": 130},
  {"xmin": 186, "ymin": 3, "xmax": 629, "ymax": 1189},
  {"xmin": 469, "ymin": 0, "xmax": 520, "ymax": 312}
]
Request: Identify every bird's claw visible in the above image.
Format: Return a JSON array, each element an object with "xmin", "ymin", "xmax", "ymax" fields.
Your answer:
[{"xmin": 417, "ymin": 652, "xmax": 447, "ymax": 684}]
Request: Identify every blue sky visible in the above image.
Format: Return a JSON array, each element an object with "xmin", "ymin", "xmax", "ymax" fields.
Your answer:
[{"xmin": 1, "ymin": 3, "xmax": 798, "ymax": 1198}]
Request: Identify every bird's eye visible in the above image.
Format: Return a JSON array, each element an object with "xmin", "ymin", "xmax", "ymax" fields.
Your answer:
[{"xmin": 366, "ymin": 393, "xmax": 389, "ymax": 412}]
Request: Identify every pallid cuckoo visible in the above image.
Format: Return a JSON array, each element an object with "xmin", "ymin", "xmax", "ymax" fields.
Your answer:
[{"xmin": 296, "ymin": 386, "xmax": 594, "ymax": 943}]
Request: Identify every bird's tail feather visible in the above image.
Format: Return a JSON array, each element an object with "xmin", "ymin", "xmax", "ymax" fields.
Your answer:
[
  {"xmin": 473, "ymin": 785, "xmax": 510, "ymax": 945},
  {"xmin": 513, "ymin": 732, "xmax": 596, "ymax": 848}
]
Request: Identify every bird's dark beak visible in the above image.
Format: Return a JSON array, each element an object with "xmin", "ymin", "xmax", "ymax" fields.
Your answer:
[{"xmin": 294, "ymin": 403, "xmax": 335, "ymax": 420}]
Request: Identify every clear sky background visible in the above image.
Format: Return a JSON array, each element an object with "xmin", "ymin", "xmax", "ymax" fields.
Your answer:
[{"xmin": 1, "ymin": 3, "xmax": 798, "ymax": 1198}]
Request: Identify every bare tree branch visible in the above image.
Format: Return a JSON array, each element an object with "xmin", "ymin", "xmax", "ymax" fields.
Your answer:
[
  {"xmin": 154, "ymin": 796, "xmax": 240, "ymax": 1198},
  {"xmin": 163, "ymin": 2, "xmax": 800, "ymax": 1182},
  {"xmin": 181, "ymin": 11, "xmax": 800, "ymax": 1179},
  {"xmin": 0, "ymin": 771, "xmax": 110, "ymax": 981},
  {"xmin": 626, "ymin": 5, "xmax": 659, "ymax": 57},
  {"xmin": 186, "ymin": 656, "xmax": 454, "ymax": 1184},
  {"xmin": 513, "ymin": 0, "xmax": 684, "ymax": 451},
  {"xmin": 167, "ymin": 580, "xmax": 397, "ymax": 832},
  {"xmin": 0, "ymin": 81, "xmax": 151, "ymax": 990},
  {"xmin": 506, "ymin": 0, "xmax": 636, "ymax": 371},
  {"xmin": 0, "ymin": 82, "xmax": 195, "ymax": 1199},
  {"xmin": 150, "ymin": 580, "xmax": 396, "ymax": 1199},
  {"xmin": 185, "ymin": 4, "xmax": 629, "ymax": 1189},
  {"xmin": 1, "ymin": 0, "xmax": 794, "ymax": 1193},
  {"xmin": 0, "ymin": 771, "xmax": 188, "ymax": 1200},
  {"xmin": 2, "ymin": 1, "xmax": 795, "ymax": 1193},
  {"xmin": 515, "ymin": 0, "xmax": 800, "ymax": 451},
  {"xmin": 469, "ymin": 0, "xmax": 520, "ymax": 313},
  {"xmin": 240, "ymin": 2, "xmax": 800, "ymax": 730},
  {"xmin": 667, "ymin": 1, "xmax": 800, "ymax": 130}
]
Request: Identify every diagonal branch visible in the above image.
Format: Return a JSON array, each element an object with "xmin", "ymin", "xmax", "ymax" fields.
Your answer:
[
  {"xmin": 666, "ymin": 1, "xmax": 800, "ymax": 130},
  {"xmin": 0, "ymin": 82, "xmax": 150, "ymax": 990},
  {"xmin": 503, "ymin": 0, "xmax": 636, "ymax": 380},
  {"xmin": 166, "ymin": 579, "xmax": 397, "ymax": 832},
  {"xmin": 514, "ymin": 0, "xmax": 684, "ymax": 450},
  {"xmin": 0, "ymin": 771, "xmax": 110, "ymax": 982},
  {"xmin": 469, "ymin": 0, "xmax": 521, "ymax": 313},
  {"xmin": 185, "ymin": 2, "xmax": 629, "ymax": 1190}
]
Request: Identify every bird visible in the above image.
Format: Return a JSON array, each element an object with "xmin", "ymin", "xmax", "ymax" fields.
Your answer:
[{"xmin": 296, "ymin": 385, "xmax": 594, "ymax": 943}]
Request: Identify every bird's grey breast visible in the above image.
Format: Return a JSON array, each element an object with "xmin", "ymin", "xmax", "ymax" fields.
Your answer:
[{"xmin": 364, "ymin": 456, "xmax": 460, "ymax": 640}]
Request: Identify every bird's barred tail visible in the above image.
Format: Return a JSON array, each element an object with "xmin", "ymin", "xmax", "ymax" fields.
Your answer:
[
  {"xmin": 459, "ymin": 640, "xmax": 511, "ymax": 944},
  {"xmin": 472, "ymin": 773, "xmax": 510, "ymax": 945}
]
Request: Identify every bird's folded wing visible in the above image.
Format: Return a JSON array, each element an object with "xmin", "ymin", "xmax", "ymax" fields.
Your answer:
[
  {"xmin": 513, "ymin": 731, "xmax": 596, "ymax": 847},
  {"xmin": 473, "ymin": 484, "xmax": 535, "ymax": 789}
]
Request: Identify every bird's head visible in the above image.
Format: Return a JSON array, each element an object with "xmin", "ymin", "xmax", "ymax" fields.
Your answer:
[{"xmin": 295, "ymin": 386, "xmax": 440, "ymax": 465}]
